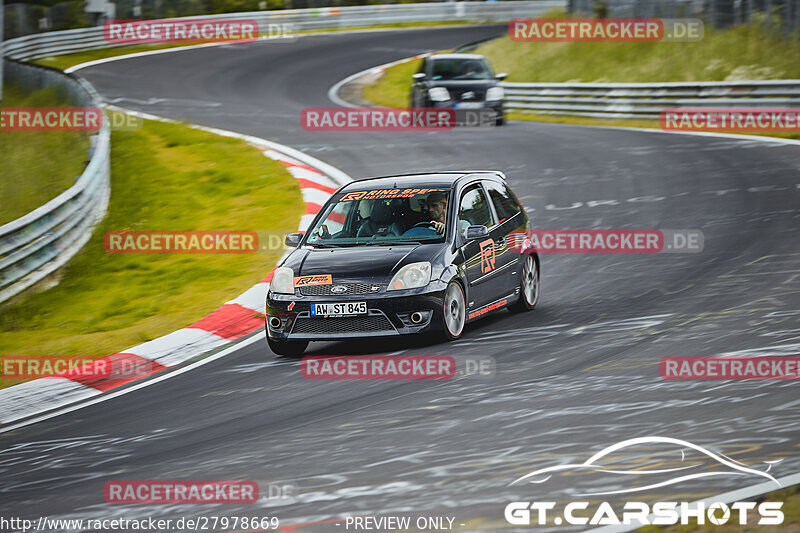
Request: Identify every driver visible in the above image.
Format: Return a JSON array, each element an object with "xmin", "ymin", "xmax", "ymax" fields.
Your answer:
[{"xmin": 425, "ymin": 191, "xmax": 447, "ymax": 234}]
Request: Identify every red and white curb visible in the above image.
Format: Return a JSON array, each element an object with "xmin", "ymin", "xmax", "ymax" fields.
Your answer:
[{"xmin": 0, "ymin": 107, "xmax": 352, "ymax": 426}]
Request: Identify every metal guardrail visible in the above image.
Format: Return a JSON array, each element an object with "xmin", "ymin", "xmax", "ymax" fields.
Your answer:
[
  {"xmin": 4, "ymin": 1, "xmax": 564, "ymax": 61},
  {"xmin": 501, "ymin": 80, "xmax": 800, "ymax": 118},
  {"xmin": 0, "ymin": 60, "xmax": 110, "ymax": 303}
]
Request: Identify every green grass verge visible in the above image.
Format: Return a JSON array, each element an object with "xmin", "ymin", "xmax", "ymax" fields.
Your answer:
[
  {"xmin": 0, "ymin": 83, "xmax": 90, "ymax": 225},
  {"xmin": 637, "ymin": 484, "xmax": 800, "ymax": 532},
  {"xmin": 0, "ymin": 116, "xmax": 302, "ymax": 388},
  {"xmin": 476, "ymin": 16, "xmax": 800, "ymax": 83},
  {"xmin": 34, "ymin": 21, "xmax": 480, "ymax": 72},
  {"xmin": 362, "ymin": 57, "xmax": 423, "ymax": 109}
]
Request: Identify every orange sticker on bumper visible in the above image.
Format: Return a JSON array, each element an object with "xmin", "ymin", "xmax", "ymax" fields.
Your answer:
[{"xmin": 294, "ymin": 274, "xmax": 333, "ymax": 287}]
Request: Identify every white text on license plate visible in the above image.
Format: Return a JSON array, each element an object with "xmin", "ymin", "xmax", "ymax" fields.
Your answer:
[{"xmin": 311, "ymin": 302, "xmax": 367, "ymax": 316}]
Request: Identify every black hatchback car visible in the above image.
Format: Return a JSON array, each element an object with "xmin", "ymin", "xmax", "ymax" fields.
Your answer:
[
  {"xmin": 410, "ymin": 54, "xmax": 507, "ymax": 125},
  {"xmin": 265, "ymin": 171, "xmax": 539, "ymax": 356}
]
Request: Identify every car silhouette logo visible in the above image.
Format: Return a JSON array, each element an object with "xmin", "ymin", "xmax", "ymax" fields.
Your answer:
[
  {"xmin": 330, "ymin": 285, "xmax": 348, "ymax": 294},
  {"xmin": 462, "ymin": 91, "xmax": 476, "ymax": 100}
]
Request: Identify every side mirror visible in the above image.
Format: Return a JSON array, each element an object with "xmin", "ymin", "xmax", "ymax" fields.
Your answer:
[
  {"xmin": 285, "ymin": 233, "xmax": 303, "ymax": 247},
  {"xmin": 412, "ymin": 73, "xmax": 426, "ymax": 80},
  {"xmin": 495, "ymin": 73, "xmax": 508, "ymax": 81},
  {"xmin": 465, "ymin": 225, "xmax": 489, "ymax": 241}
]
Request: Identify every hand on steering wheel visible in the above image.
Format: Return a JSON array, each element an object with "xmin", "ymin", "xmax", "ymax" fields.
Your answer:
[{"xmin": 411, "ymin": 221, "xmax": 444, "ymax": 233}]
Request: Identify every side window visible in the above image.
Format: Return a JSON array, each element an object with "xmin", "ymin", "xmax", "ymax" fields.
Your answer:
[
  {"xmin": 458, "ymin": 185, "xmax": 494, "ymax": 233},
  {"xmin": 485, "ymin": 181, "xmax": 521, "ymax": 223}
]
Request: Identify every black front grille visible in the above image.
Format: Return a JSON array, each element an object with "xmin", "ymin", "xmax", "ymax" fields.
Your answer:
[
  {"xmin": 292, "ymin": 315, "xmax": 395, "ymax": 334},
  {"xmin": 451, "ymin": 87, "xmax": 486, "ymax": 101},
  {"xmin": 300, "ymin": 283, "xmax": 383, "ymax": 296}
]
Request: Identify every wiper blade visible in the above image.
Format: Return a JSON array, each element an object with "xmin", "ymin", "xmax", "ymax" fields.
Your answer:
[
  {"xmin": 308, "ymin": 242, "xmax": 341, "ymax": 248},
  {"xmin": 363, "ymin": 241, "xmax": 421, "ymax": 246}
]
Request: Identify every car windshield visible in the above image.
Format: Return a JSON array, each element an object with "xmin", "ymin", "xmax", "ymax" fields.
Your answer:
[
  {"xmin": 430, "ymin": 58, "xmax": 492, "ymax": 80},
  {"xmin": 305, "ymin": 187, "xmax": 451, "ymax": 246}
]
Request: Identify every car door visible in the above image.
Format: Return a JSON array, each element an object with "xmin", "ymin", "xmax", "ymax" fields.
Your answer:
[
  {"xmin": 456, "ymin": 183, "xmax": 504, "ymax": 310},
  {"xmin": 483, "ymin": 179, "xmax": 525, "ymax": 294}
]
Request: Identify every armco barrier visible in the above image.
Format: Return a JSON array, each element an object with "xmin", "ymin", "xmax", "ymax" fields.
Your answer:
[
  {"xmin": 0, "ymin": 60, "xmax": 110, "ymax": 304},
  {"xmin": 502, "ymin": 80, "xmax": 800, "ymax": 119},
  {"xmin": 3, "ymin": 2, "xmax": 564, "ymax": 61}
]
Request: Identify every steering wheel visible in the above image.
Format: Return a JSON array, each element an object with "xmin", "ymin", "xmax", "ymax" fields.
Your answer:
[{"xmin": 402, "ymin": 221, "xmax": 439, "ymax": 237}]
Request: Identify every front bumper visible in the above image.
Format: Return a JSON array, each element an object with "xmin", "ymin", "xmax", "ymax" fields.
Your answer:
[{"xmin": 266, "ymin": 280, "xmax": 448, "ymax": 341}]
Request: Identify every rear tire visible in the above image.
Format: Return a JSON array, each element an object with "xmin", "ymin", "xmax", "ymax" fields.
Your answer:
[
  {"xmin": 442, "ymin": 281, "xmax": 466, "ymax": 340},
  {"xmin": 510, "ymin": 255, "xmax": 539, "ymax": 313},
  {"xmin": 268, "ymin": 337, "xmax": 309, "ymax": 357}
]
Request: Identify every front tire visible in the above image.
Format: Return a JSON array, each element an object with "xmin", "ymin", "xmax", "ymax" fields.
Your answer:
[
  {"xmin": 442, "ymin": 281, "xmax": 466, "ymax": 340},
  {"xmin": 510, "ymin": 255, "xmax": 539, "ymax": 312},
  {"xmin": 268, "ymin": 337, "xmax": 309, "ymax": 357}
]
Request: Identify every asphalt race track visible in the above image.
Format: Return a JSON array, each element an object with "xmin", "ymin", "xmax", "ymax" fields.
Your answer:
[{"xmin": 2, "ymin": 25, "xmax": 800, "ymax": 532}]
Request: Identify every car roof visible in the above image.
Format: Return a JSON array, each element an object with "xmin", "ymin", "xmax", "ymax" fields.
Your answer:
[
  {"xmin": 345, "ymin": 171, "xmax": 503, "ymax": 190},
  {"xmin": 428, "ymin": 53, "xmax": 487, "ymax": 61}
]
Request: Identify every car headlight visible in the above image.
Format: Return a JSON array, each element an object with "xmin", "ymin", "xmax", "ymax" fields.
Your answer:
[
  {"xmin": 388, "ymin": 262, "xmax": 432, "ymax": 291},
  {"xmin": 486, "ymin": 86, "xmax": 504, "ymax": 101},
  {"xmin": 428, "ymin": 87, "xmax": 450, "ymax": 102},
  {"xmin": 270, "ymin": 267, "xmax": 295, "ymax": 294}
]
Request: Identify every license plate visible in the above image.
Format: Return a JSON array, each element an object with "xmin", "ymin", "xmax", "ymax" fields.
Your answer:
[
  {"xmin": 310, "ymin": 301, "xmax": 367, "ymax": 317},
  {"xmin": 454, "ymin": 102, "xmax": 483, "ymax": 109}
]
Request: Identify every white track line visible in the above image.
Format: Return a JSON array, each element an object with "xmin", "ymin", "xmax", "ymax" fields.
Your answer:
[{"xmin": 0, "ymin": 334, "xmax": 262, "ymax": 435}]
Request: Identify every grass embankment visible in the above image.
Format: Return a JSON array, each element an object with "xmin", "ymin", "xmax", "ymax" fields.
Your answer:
[
  {"xmin": 0, "ymin": 117, "xmax": 301, "ymax": 388},
  {"xmin": 362, "ymin": 13, "xmax": 800, "ymax": 139},
  {"xmin": 0, "ymin": 83, "xmax": 90, "ymax": 225},
  {"xmin": 34, "ymin": 21, "xmax": 480, "ymax": 72}
]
